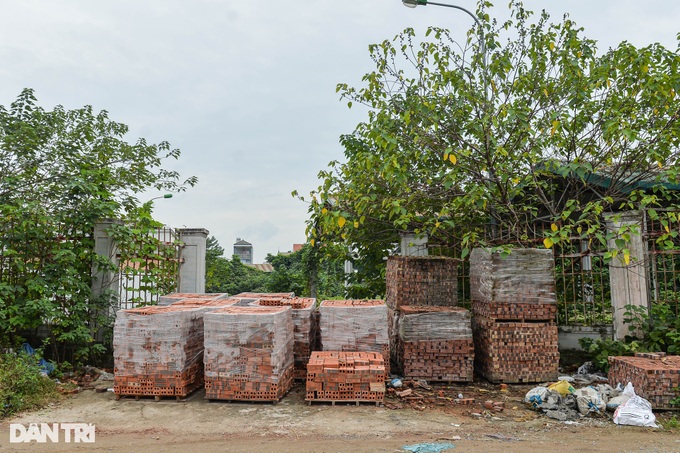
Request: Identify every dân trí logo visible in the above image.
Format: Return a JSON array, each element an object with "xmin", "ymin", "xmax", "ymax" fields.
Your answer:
[{"xmin": 9, "ymin": 423, "xmax": 95, "ymax": 443}]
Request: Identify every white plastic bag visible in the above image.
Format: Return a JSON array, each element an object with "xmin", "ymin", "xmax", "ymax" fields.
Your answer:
[{"xmin": 613, "ymin": 395, "xmax": 658, "ymax": 428}]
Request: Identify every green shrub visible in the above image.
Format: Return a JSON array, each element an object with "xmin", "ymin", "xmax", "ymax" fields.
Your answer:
[
  {"xmin": 0, "ymin": 352, "xmax": 59, "ymax": 418},
  {"xmin": 579, "ymin": 302, "xmax": 680, "ymax": 372}
]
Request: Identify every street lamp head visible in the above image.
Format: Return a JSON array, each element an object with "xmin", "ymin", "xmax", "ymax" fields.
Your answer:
[
  {"xmin": 403, "ymin": 0, "xmax": 427, "ymax": 8},
  {"xmin": 162, "ymin": 194, "xmax": 173, "ymax": 199}
]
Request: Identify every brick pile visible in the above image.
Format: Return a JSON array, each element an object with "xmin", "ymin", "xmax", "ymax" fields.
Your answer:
[
  {"xmin": 305, "ymin": 351, "xmax": 386, "ymax": 403},
  {"xmin": 319, "ymin": 300, "xmax": 390, "ymax": 376},
  {"xmin": 251, "ymin": 297, "xmax": 318, "ymax": 380},
  {"xmin": 470, "ymin": 248, "xmax": 559, "ymax": 383},
  {"xmin": 385, "ymin": 256, "xmax": 459, "ymax": 310},
  {"xmin": 608, "ymin": 352, "xmax": 680, "ymax": 409},
  {"xmin": 113, "ymin": 304, "xmax": 218, "ymax": 399},
  {"xmin": 158, "ymin": 292, "xmax": 228, "ymax": 306},
  {"xmin": 203, "ymin": 305, "xmax": 294, "ymax": 402},
  {"xmin": 397, "ymin": 306, "xmax": 474, "ymax": 382},
  {"xmin": 232, "ymin": 292, "xmax": 295, "ymax": 299}
]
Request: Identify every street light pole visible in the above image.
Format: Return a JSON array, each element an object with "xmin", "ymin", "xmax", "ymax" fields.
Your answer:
[
  {"xmin": 402, "ymin": 0, "xmax": 485, "ymax": 69},
  {"xmin": 402, "ymin": 0, "xmax": 498, "ymax": 235}
]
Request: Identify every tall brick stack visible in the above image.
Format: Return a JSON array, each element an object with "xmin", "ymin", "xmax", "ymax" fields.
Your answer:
[
  {"xmin": 385, "ymin": 256, "xmax": 459, "ymax": 372},
  {"xmin": 470, "ymin": 248, "xmax": 559, "ymax": 383},
  {"xmin": 397, "ymin": 306, "xmax": 474, "ymax": 382},
  {"xmin": 251, "ymin": 297, "xmax": 318, "ymax": 379},
  {"xmin": 608, "ymin": 352, "xmax": 680, "ymax": 409},
  {"xmin": 113, "ymin": 304, "xmax": 216, "ymax": 399},
  {"xmin": 203, "ymin": 305, "xmax": 294, "ymax": 402},
  {"xmin": 319, "ymin": 299, "xmax": 390, "ymax": 376},
  {"xmin": 158, "ymin": 292, "xmax": 228, "ymax": 306},
  {"xmin": 385, "ymin": 256, "xmax": 458, "ymax": 310},
  {"xmin": 305, "ymin": 351, "xmax": 386, "ymax": 404}
]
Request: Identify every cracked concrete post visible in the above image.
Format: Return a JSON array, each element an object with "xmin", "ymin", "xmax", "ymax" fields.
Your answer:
[
  {"xmin": 178, "ymin": 228, "xmax": 209, "ymax": 294},
  {"xmin": 604, "ymin": 211, "xmax": 649, "ymax": 340}
]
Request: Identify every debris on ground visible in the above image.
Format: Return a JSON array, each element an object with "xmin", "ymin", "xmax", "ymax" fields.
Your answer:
[{"xmin": 401, "ymin": 442, "xmax": 455, "ymax": 452}]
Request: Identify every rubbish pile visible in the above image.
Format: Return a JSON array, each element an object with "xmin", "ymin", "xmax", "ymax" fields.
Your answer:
[{"xmin": 525, "ymin": 378, "xmax": 658, "ymax": 427}]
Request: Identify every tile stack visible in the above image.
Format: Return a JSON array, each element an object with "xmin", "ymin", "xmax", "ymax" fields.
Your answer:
[
  {"xmin": 158, "ymin": 292, "xmax": 228, "ymax": 306},
  {"xmin": 470, "ymin": 248, "xmax": 559, "ymax": 383},
  {"xmin": 397, "ymin": 306, "xmax": 474, "ymax": 382},
  {"xmin": 203, "ymin": 305, "xmax": 294, "ymax": 402},
  {"xmin": 113, "ymin": 305, "xmax": 213, "ymax": 399},
  {"xmin": 305, "ymin": 351, "xmax": 386, "ymax": 404},
  {"xmin": 385, "ymin": 256, "xmax": 459, "ymax": 310},
  {"xmin": 608, "ymin": 352, "xmax": 680, "ymax": 409},
  {"xmin": 319, "ymin": 299, "xmax": 390, "ymax": 376},
  {"xmin": 251, "ymin": 297, "xmax": 318, "ymax": 380}
]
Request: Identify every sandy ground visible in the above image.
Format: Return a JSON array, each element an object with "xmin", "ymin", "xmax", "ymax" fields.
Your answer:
[{"xmin": 1, "ymin": 381, "xmax": 679, "ymax": 453}]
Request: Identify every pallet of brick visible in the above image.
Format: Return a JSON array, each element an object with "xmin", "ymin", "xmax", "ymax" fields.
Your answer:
[
  {"xmin": 472, "ymin": 314, "xmax": 559, "ymax": 383},
  {"xmin": 470, "ymin": 248, "xmax": 555, "ymax": 308},
  {"xmin": 203, "ymin": 305, "xmax": 294, "ymax": 402},
  {"xmin": 608, "ymin": 353, "xmax": 680, "ymax": 409},
  {"xmin": 385, "ymin": 256, "xmax": 458, "ymax": 310},
  {"xmin": 158, "ymin": 292, "xmax": 229, "ymax": 306},
  {"xmin": 113, "ymin": 305, "xmax": 214, "ymax": 399},
  {"xmin": 251, "ymin": 297, "xmax": 318, "ymax": 380},
  {"xmin": 305, "ymin": 351, "xmax": 386, "ymax": 404},
  {"xmin": 169, "ymin": 297, "xmax": 237, "ymax": 309},
  {"xmin": 232, "ymin": 292, "xmax": 295, "ymax": 299},
  {"xmin": 319, "ymin": 300, "xmax": 390, "ymax": 376},
  {"xmin": 397, "ymin": 306, "xmax": 474, "ymax": 382}
]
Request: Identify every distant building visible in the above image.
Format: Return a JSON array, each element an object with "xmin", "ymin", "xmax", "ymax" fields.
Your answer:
[
  {"xmin": 293, "ymin": 243, "xmax": 304, "ymax": 252},
  {"xmin": 233, "ymin": 238, "xmax": 253, "ymax": 264}
]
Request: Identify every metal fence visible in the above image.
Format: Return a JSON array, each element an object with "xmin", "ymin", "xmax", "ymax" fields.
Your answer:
[
  {"xmin": 117, "ymin": 227, "xmax": 182, "ymax": 309},
  {"xmin": 645, "ymin": 209, "xmax": 680, "ymax": 316},
  {"xmin": 427, "ymin": 222, "xmax": 612, "ymax": 327}
]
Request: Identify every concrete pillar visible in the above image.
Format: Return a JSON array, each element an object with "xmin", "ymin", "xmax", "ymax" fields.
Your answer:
[
  {"xmin": 92, "ymin": 219, "xmax": 121, "ymax": 301},
  {"xmin": 604, "ymin": 211, "xmax": 649, "ymax": 339},
  {"xmin": 178, "ymin": 228, "xmax": 209, "ymax": 294},
  {"xmin": 400, "ymin": 233, "xmax": 428, "ymax": 257}
]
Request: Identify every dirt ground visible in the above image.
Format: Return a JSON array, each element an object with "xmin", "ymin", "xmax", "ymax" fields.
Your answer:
[{"xmin": 2, "ymin": 379, "xmax": 679, "ymax": 453}]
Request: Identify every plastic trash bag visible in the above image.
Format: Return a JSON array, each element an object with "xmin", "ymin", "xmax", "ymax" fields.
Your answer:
[
  {"xmin": 613, "ymin": 395, "xmax": 658, "ymax": 427},
  {"xmin": 612, "ymin": 383, "xmax": 658, "ymax": 428},
  {"xmin": 573, "ymin": 387, "xmax": 605, "ymax": 415},
  {"xmin": 548, "ymin": 380, "xmax": 575, "ymax": 396},
  {"xmin": 525, "ymin": 386, "xmax": 549, "ymax": 409}
]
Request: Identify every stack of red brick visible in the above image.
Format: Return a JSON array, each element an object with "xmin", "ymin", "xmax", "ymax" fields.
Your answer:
[
  {"xmin": 385, "ymin": 256, "xmax": 459, "ymax": 309},
  {"xmin": 250, "ymin": 297, "xmax": 318, "ymax": 379},
  {"xmin": 397, "ymin": 306, "xmax": 474, "ymax": 382},
  {"xmin": 470, "ymin": 248, "xmax": 559, "ymax": 383},
  {"xmin": 203, "ymin": 305, "xmax": 294, "ymax": 402},
  {"xmin": 158, "ymin": 292, "xmax": 229, "ymax": 306},
  {"xmin": 305, "ymin": 351, "xmax": 386, "ymax": 403},
  {"xmin": 113, "ymin": 300, "xmax": 232, "ymax": 398},
  {"xmin": 319, "ymin": 299, "xmax": 390, "ymax": 376},
  {"xmin": 608, "ymin": 352, "xmax": 680, "ymax": 409}
]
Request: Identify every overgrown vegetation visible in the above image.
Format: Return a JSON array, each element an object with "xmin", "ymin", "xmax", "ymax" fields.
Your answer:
[
  {"xmin": 579, "ymin": 303, "xmax": 680, "ymax": 371},
  {"xmin": 205, "ymin": 237, "xmax": 346, "ymax": 300},
  {"xmin": 0, "ymin": 351, "xmax": 59, "ymax": 418},
  {"xmin": 0, "ymin": 89, "xmax": 196, "ymax": 364},
  {"xmin": 299, "ymin": 0, "xmax": 680, "ymax": 296}
]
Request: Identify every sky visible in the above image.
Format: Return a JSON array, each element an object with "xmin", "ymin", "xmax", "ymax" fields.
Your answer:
[{"xmin": 1, "ymin": 1, "xmax": 679, "ymax": 263}]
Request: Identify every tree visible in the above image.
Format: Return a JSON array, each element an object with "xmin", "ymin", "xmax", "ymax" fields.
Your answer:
[
  {"xmin": 205, "ymin": 237, "xmax": 268, "ymax": 294},
  {"xmin": 300, "ymin": 0, "xmax": 680, "ymax": 292},
  {"xmin": 0, "ymin": 89, "xmax": 196, "ymax": 363},
  {"xmin": 265, "ymin": 243, "xmax": 346, "ymax": 300}
]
